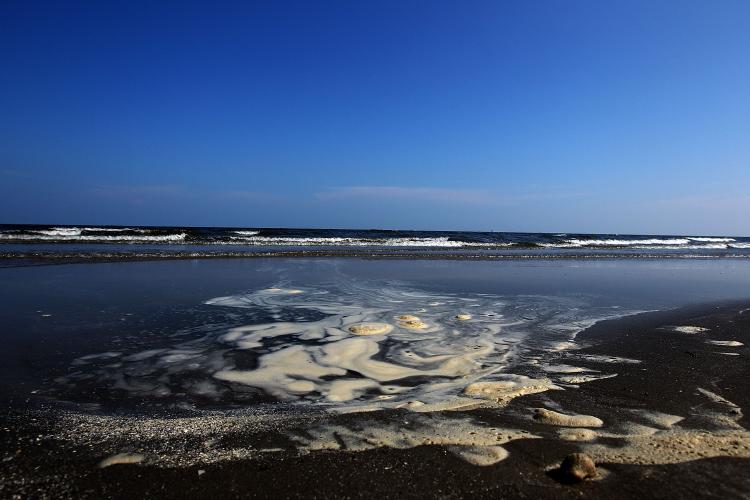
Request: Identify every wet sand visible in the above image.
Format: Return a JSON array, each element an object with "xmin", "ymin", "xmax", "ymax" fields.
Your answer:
[{"xmin": 2, "ymin": 300, "xmax": 750, "ymax": 498}]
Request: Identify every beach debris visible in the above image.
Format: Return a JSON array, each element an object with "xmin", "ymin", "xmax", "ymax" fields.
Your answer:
[
  {"xmin": 348, "ymin": 322, "xmax": 393, "ymax": 335},
  {"xmin": 98, "ymin": 452, "xmax": 145, "ymax": 468},
  {"xmin": 558, "ymin": 453, "xmax": 597, "ymax": 482},
  {"xmin": 532, "ymin": 408, "xmax": 603, "ymax": 427}
]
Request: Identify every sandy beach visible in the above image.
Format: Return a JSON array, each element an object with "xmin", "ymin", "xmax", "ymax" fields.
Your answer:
[{"xmin": 1, "ymin": 260, "xmax": 749, "ymax": 498}]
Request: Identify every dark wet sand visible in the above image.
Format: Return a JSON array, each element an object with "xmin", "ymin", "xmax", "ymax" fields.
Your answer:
[{"xmin": 2, "ymin": 301, "xmax": 749, "ymax": 499}]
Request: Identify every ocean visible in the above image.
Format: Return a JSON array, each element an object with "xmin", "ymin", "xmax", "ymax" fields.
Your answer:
[{"xmin": 1, "ymin": 224, "xmax": 749, "ymax": 262}]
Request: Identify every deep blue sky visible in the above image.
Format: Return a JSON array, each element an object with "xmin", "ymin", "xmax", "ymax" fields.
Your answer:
[{"xmin": 1, "ymin": 1, "xmax": 749, "ymax": 234}]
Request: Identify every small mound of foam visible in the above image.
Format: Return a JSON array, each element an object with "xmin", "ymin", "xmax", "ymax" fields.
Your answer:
[
  {"xmin": 559, "ymin": 373, "xmax": 617, "ymax": 384},
  {"xmin": 348, "ymin": 323, "xmax": 393, "ymax": 336},
  {"xmin": 542, "ymin": 364, "xmax": 592, "ymax": 374},
  {"xmin": 463, "ymin": 376, "xmax": 557, "ymax": 404},
  {"xmin": 706, "ymin": 340, "xmax": 743, "ymax": 347},
  {"xmin": 557, "ymin": 428, "xmax": 599, "ymax": 441},
  {"xmin": 397, "ymin": 317, "xmax": 428, "ymax": 330},
  {"xmin": 447, "ymin": 445, "xmax": 508, "ymax": 466},
  {"xmin": 564, "ymin": 354, "xmax": 641, "ymax": 364},
  {"xmin": 455, "ymin": 313, "xmax": 472, "ymax": 321},
  {"xmin": 294, "ymin": 413, "xmax": 537, "ymax": 466},
  {"xmin": 396, "ymin": 315, "xmax": 420, "ymax": 322},
  {"xmin": 98, "ymin": 453, "xmax": 145, "ymax": 468},
  {"xmin": 532, "ymin": 408, "xmax": 604, "ymax": 427},
  {"xmin": 582, "ymin": 430, "xmax": 750, "ymax": 465},
  {"xmin": 265, "ymin": 288, "xmax": 304, "ymax": 295},
  {"xmin": 670, "ymin": 325, "xmax": 709, "ymax": 334}
]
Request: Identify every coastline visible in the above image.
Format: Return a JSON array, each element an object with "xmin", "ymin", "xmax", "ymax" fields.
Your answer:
[
  {"xmin": 3, "ymin": 250, "xmax": 750, "ymax": 270},
  {"xmin": 2, "ymin": 300, "xmax": 749, "ymax": 498}
]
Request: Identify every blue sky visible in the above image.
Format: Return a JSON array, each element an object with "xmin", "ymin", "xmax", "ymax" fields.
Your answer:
[{"xmin": 1, "ymin": 1, "xmax": 749, "ymax": 234}]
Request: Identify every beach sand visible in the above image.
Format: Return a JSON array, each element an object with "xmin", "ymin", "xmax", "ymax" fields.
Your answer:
[{"xmin": 2, "ymin": 300, "xmax": 749, "ymax": 498}]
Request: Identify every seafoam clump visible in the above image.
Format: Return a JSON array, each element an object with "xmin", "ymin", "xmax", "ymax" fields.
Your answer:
[
  {"xmin": 532, "ymin": 408, "xmax": 604, "ymax": 427},
  {"xmin": 56, "ymin": 281, "xmax": 635, "ymax": 415},
  {"xmin": 706, "ymin": 340, "xmax": 743, "ymax": 347},
  {"xmin": 293, "ymin": 412, "xmax": 536, "ymax": 466},
  {"xmin": 670, "ymin": 325, "xmax": 710, "ymax": 334}
]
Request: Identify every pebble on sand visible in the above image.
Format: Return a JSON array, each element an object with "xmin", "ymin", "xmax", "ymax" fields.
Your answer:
[{"xmin": 559, "ymin": 453, "xmax": 597, "ymax": 482}]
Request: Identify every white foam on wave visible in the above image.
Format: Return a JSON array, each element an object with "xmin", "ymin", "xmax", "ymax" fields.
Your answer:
[
  {"xmin": 540, "ymin": 236, "xmax": 744, "ymax": 250},
  {"xmin": 225, "ymin": 235, "xmax": 513, "ymax": 248},
  {"xmin": 232, "ymin": 230, "xmax": 260, "ymax": 236},
  {"xmin": 0, "ymin": 232, "xmax": 186, "ymax": 242},
  {"xmin": 31, "ymin": 227, "xmax": 82, "ymax": 236},
  {"xmin": 563, "ymin": 238, "xmax": 692, "ymax": 247},
  {"xmin": 82, "ymin": 227, "xmax": 150, "ymax": 233},
  {"xmin": 688, "ymin": 237, "xmax": 736, "ymax": 243}
]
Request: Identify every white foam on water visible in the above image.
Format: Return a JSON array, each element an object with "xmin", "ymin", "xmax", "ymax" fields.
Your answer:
[
  {"xmin": 562, "ymin": 354, "xmax": 641, "ymax": 364},
  {"xmin": 60, "ymin": 281, "xmax": 633, "ymax": 413},
  {"xmin": 670, "ymin": 325, "xmax": 710, "ymax": 334},
  {"xmin": 706, "ymin": 340, "xmax": 743, "ymax": 347},
  {"xmin": 558, "ymin": 373, "xmax": 618, "ymax": 384}
]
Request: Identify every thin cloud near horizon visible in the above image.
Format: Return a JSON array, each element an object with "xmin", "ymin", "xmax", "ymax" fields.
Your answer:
[
  {"xmin": 315, "ymin": 186, "xmax": 494, "ymax": 204},
  {"xmin": 315, "ymin": 185, "xmax": 589, "ymax": 205}
]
